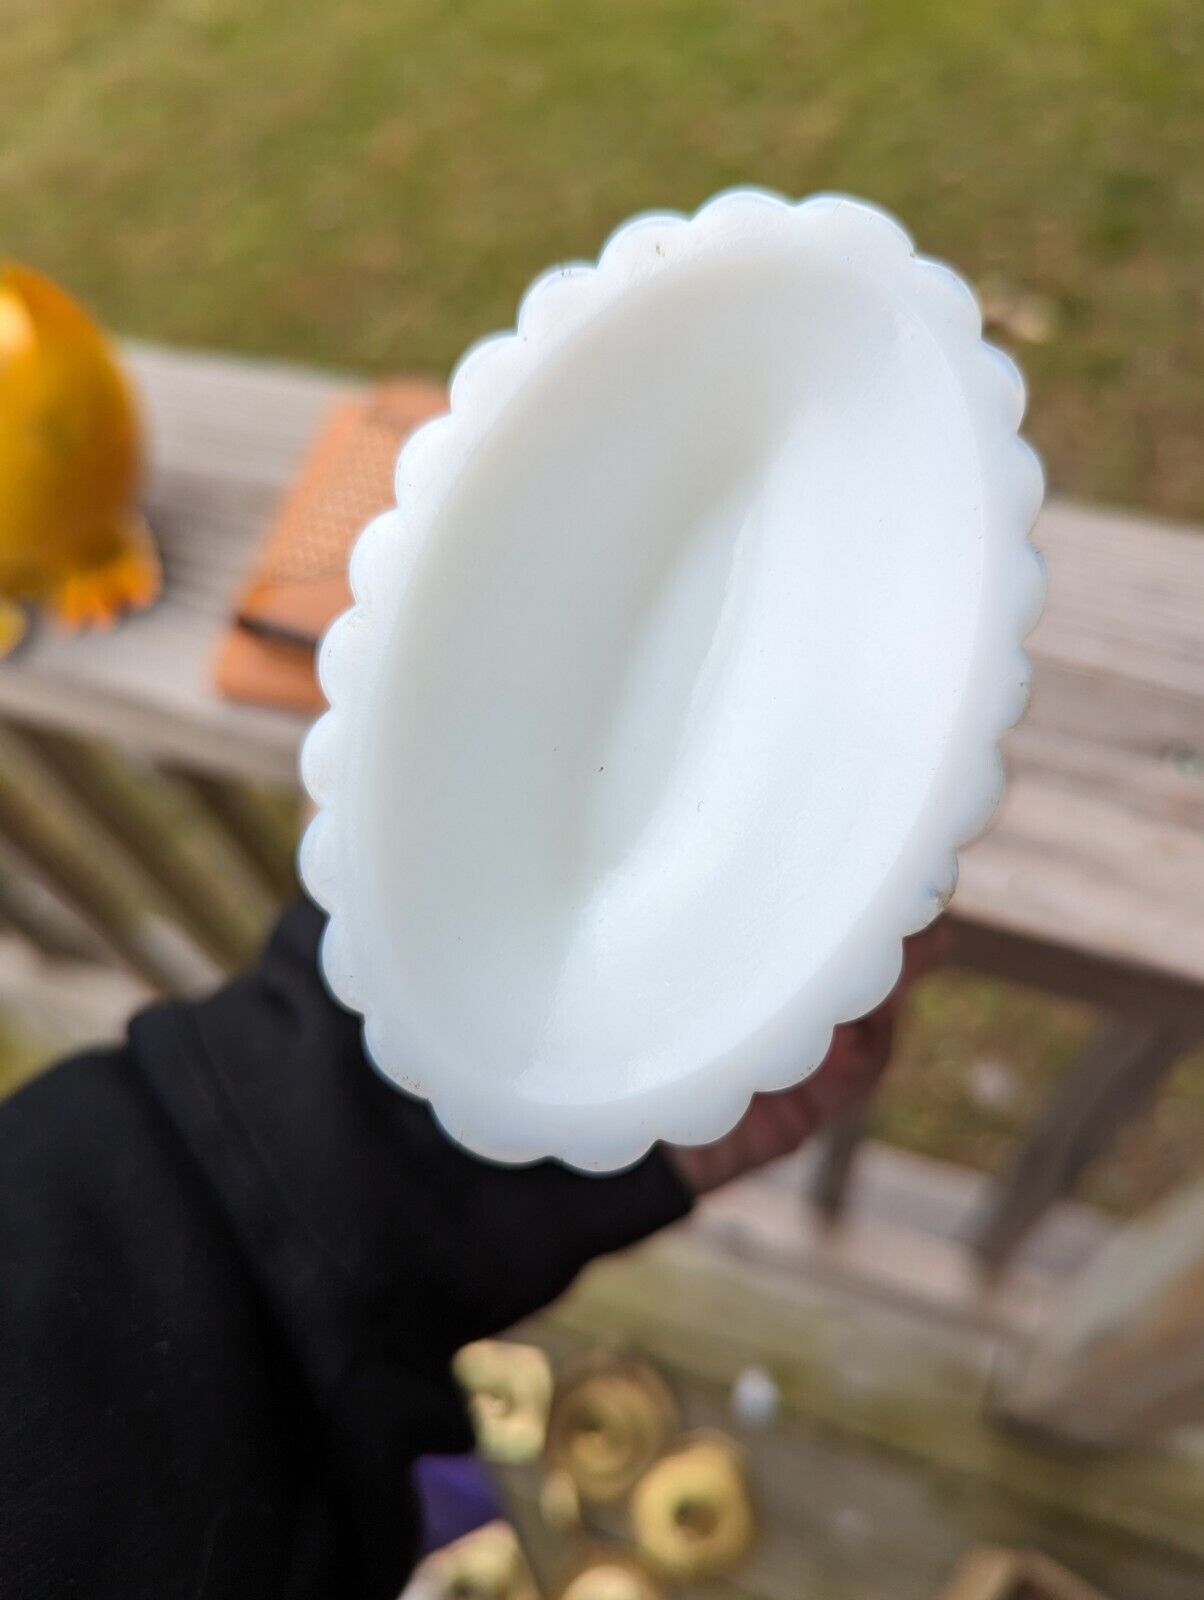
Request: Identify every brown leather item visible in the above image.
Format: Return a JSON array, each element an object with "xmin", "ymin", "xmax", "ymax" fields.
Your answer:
[{"xmin": 213, "ymin": 380, "xmax": 447, "ymax": 712}]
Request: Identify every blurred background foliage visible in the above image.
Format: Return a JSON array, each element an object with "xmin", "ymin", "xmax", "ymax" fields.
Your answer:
[
  {"xmin": 2, "ymin": 0, "xmax": 1202, "ymax": 1209},
  {"xmin": 4, "ymin": 0, "xmax": 1202, "ymax": 518}
]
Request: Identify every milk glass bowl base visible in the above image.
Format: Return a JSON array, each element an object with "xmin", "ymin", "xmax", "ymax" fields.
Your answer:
[{"xmin": 299, "ymin": 190, "xmax": 1045, "ymax": 1171}]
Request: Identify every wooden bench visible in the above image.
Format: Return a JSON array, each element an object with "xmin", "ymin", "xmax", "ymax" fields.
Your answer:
[
  {"xmin": 3, "ymin": 342, "xmax": 1201, "ymax": 1256},
  {"xmin": 2, "ymin": 345, "xmax": 1204, "ymax": 1569}
]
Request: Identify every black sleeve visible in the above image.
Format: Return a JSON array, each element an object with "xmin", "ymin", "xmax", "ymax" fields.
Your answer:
[{"xmin": 0, "ymin": 901, "xmax": 692, "ymax": 1600}]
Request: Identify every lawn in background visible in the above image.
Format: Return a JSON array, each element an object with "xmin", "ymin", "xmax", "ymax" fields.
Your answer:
[
  {"xmin": 4, "ymin": 0, "xmax": 1202, "ymax": 520},
  {"xmin": 2, "ymin": 0, "xmax": 1202, "ymax": 1210}
]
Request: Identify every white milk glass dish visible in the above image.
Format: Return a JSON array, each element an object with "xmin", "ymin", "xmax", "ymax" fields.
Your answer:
[{"xmin": 299, "ymin": 190, "xmax": 1045, "ymax": 1172}]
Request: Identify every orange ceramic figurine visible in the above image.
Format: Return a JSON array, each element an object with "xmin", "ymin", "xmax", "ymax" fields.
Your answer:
[{"xmin": 0, "ymin": 264, "xmax": 160, "ymax": 655}]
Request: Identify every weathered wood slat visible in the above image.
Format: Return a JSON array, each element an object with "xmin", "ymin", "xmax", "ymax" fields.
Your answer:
[
  {"xmin": 0, "ymin": 935, "xmax": 151, "ymax": 1051},
  {"xmin": 1006, "ymin": 719, "xmax": 1204, "ymax": 833},
  {"xmin": 946, "ymin": 919, "xmax": 1204, "ymax": 1032},
  {"xmin": 998, "ymin": 1175, "xmax": 1204, "ymax": 1444},
  {"xmin": 162, "ymin": 767, "xmax": 297, "ymax": 904},
  {"xmin": 954, "ymin": 776, "xmax": 1204, "ymax": 1004},
  {"xmin": 7, "ymin": 726, "xmax": 255, "ymax": 971},
  {"xmin": 1030, "ymin": 501, "xmax": 1204, "ymax": 700},
  {"xmin": 0, "ymin": 756, "xmax": 185, "ymax": 992},
  {"xmin": 0, "ymin": 860, "xmax": 99, "ymax": 964}
]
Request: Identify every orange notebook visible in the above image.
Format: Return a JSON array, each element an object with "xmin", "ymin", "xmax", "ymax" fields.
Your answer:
[{"xmin": 214, "ymin": 380, "xmax": 447, "ymax": 712}]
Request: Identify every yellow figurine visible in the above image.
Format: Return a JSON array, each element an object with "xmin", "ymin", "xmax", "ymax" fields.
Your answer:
[{"xmin": 0, "ymin": 263, "xmax": 160, "ymax": 656}]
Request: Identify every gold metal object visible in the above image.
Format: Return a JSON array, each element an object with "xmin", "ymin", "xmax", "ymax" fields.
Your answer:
[
  {"xmin": 538, "ymin": 1466, "xmax": 582, "ymax": 1532},
  {"xmin": 422, "ymin": 1520, "xmax": 539, "ymax": 1600},
  {"xmin": 0, "ymin": 263, "xmax": 160, "ymax": 653},
  {"xmin": 546, "ymin": 1354, "xmax": 677, "ymax": 1503},
  {"xmin": 553, "ymin": 1551, "xmax": 665, "ymax": 1600},
  {"xmin": 453, "ymin": 1340, "xmax": 553, "ymax": 1464},
  {"xmin": 630, "ymin": 1431, "xmax": 755, "ymax": 1580}
]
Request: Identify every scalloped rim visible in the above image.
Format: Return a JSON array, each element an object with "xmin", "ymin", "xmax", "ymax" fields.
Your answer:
[{"xmin": 299, "ymin": 189, "xmax": 1046, "ymax": 1172}]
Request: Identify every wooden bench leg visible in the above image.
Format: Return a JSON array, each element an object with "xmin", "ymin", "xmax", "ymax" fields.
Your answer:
[
  {"xmin": 0, "ymin": 860, "xmax": 98, "ymax": 963},
  {"xmin": 163, "ymin": 768, "xmax": 298, "ymax": 904},
  {"xmin": 970, "ymin": 1018, "xmax": 1193, "ymax": 1271},
  {"xmin": 806, "ymin": 1100, "xmax": 872, "ymax": 1218},
  {"xmin": 6, "ymin": 725, "xmax": 255, "ymax": 972},
  {"xmin": 996, "ymin": 1174, "xmax": 1204, "ymax": 1444},
  {"xmin": 0, "ymin": 756, "xmax": 185, "ymax": 993}
]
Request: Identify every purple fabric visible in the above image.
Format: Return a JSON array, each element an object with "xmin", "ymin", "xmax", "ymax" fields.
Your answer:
[{"xmin": 413, "ymin": 1455, "xmax": 503, "ymax": 1555}]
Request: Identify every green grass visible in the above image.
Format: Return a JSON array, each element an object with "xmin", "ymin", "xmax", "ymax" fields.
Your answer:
[
  {"xmin": 2, "ymin": 0, "xmax": 1202, "ymax": 1211},
  {"xmin": 3, "ymin": 0, "xmax": 1203, "ymax": 520}
]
